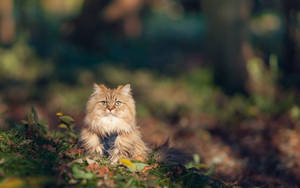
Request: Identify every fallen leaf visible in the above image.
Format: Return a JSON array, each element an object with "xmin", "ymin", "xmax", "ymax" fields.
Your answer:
[
  {"xmin": 141, "ymin": 163, "xmax": 159, "ymax": 174},
  {"xmin": 86, "ymin": 157, "xmax": 96, "ymax": 165},
  {"xmin": 133, "ymin": 162, "xmax": 148, "ymax": 171},
  {"xmin": 133, "ymin": 155, "xmax": 146, "ymax": 162},
  {"xmin": 72, "ymin": 164, "xmax": 94, "ymax": 179},
  {"xmin": 96, "ymin": 166, "xmax": 110, "ymax": 177},
  {"xmin": 86, "ymin": 163, "xmax": 98, "ymax": 173},
  {"xmin": 68, "ymin": 159, "xmax": 84, "ymax": 166},
  {"xmin": 120, "ymin": 158, "xmax": 136, "ymax": 172},
  {"xmin": 0, "ymin": 177, "xmax": 25, "ymax": 188},
  {"xmin": 120, "ymin": 159, "xmax": 135, "ymax": 167},
  {"xmin": 86, "ymin": 163, "xmax": 110, "ymax": 177},
  {"xmin": 27, "ymin": 176, "xmax": 52, "ymax": 187},
  {"xmin": 67, "ymin": 148, "xmax": 83, "ymax": 156},
  {"xmin": 141, "ymin": 166, "xmax": 153, "ymax": 174}
]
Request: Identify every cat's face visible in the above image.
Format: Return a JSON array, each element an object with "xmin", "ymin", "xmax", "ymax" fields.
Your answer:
[{"xmin": 85, "ymin": 84, "xmax": 136, "ymax": 135}]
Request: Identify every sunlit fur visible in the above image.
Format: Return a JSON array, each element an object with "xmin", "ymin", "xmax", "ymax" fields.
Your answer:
[{"xmin": 80, "ymin": 84, "xmax": 149, "ymax": 163}]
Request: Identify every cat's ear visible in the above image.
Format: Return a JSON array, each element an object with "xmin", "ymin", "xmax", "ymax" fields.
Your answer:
[
  {"xmin": 93, "ymin": 83, "xmax": 106, "ymax": 93},
  {"xmin": 118, "ymin": 84, "xmax": 131, "ymax": 95}
]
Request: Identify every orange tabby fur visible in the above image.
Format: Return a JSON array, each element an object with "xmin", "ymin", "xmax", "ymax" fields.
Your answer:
[{"xmin": 80, "ymin": 84, "xmax": 149, "ymax": 164}]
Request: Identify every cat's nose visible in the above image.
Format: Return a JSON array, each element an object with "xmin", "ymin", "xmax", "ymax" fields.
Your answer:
[{"xmin": 107, "ymin": 106, "xmax": 115, "ymax": 112}]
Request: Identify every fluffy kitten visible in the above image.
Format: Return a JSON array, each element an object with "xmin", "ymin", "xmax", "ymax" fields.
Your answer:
[{"xmin": 80, "ymin": 84, "xmax": 149, "ymax": 164}]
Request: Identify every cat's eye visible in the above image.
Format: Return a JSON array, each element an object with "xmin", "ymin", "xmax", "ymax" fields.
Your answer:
[
  {"xmin": 101, "ymin": 101, "xmax": 107, "ymax": 105},
  {"xmin": 115, "ymin": 101, "xmax": 121, "ymax": 106}
]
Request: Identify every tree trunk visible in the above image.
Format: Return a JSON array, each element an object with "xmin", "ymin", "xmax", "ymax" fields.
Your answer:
[
  {"xmin": 202, "ymin": 0, "xmax": 250, "ymax": 94},
  {"xmin": 0, "ymin": 0, "xmax": 15, "ymax": 45},
  {"xmin": 281, "ymin": 0, "xmax": 300, "ymax": 87},
  {"xmin": 65, "ymin": 0, "xmax": 112, "ymax": 49}
]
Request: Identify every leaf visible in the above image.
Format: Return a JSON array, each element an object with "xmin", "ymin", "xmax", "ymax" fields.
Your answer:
[
  {"xmin": 69, "ymin": 159, "xmax": 84, "ymax": 165},
  {"xmin": 56, "ymin": 112, "xmax": 63, "ymax": 116},
  {"xmin": 124, "ymin": 177, "xmax": 134, "ymax": 188},
  {"xmin": 133, "ymin": 162, "xmax": 148, "ymax": 171},
  {"xmin": 0, "ymin": 177, "xmax": 25, "ymax": 188},
  {"xmin": 68, "ymin": 132, "xmax": 77, "ymax": 138},
  {"xmin": 86, "ymin": 163, "xmax": 98, "ymax": 172},
  {"xmin": 67, "ymin": 148, "xmax": 83, "ymax": 156},
  {"xmin": 38, "ymin": 119, "xmax": 48, "ymax": 127},
  {"xmin": 32, "ymin": 107, "xmax": 39, "ymax": 123},
  {"xmin": 195, "ymin": 163, "xmax": 209, "ymax": 169},
  {"xmin": 27, "ymin": 177, "xmax": 52, "ymax": 187},
  {"xmin": 133, "ymin": 155, "xmax": 146, "ymax": 162},
  {"xmin": 58, "ymin": 124, "xmax": 68, "ymax": 129},
  {"xmin": 21, "ymin": 120, "xmax": 28, "ymax": 124},
  {"xmin": 86, "ymin": 164, "xmax": 110, "ymax": 177},
  {"xmin": 27, "ymin": 112, "xmax": 34, "ymax": 124},
  {"xmin": 204, "ymin": 164, "xmax": 216, "ymax": 176},
  {"xmin": 120, "ymin": 158, "xmax": 136, "ymax": 172},
  {"xmin": 59, "ymin": 115, "xmax": 74, "ymax": 124},
  {"xmin": 68, "ymin": 179, "xmax": 78, "ymax": 184},
  {"xmin": 120, "ymin": 159, "xmax": 148, "ymax": 172},
  {"xmin": 96, "ymin": 166, "xmax": 110, "ymax": 177},
  {"xmin": 193, "ymin": 154, "xmax": 200, "ymax": 164},
  {"xmin": 72, "ymin": 164, "xmax": 94, "ymax": 179},
  {"xmin": 141, "ymin": 163, "xmax": 159, "ymax": 174},
  {"xmin": 86, "ymin": 158, "xmax": 96, "ymax": 165}
]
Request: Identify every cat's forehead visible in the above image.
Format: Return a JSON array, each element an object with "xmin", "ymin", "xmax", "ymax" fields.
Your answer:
[{"xmin": 103, "ymin": 88, "xmax": 123, "ymax": 99}]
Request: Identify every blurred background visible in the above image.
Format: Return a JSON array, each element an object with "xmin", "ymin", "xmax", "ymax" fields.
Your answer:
[{"xmin": 0, "ymin": 0, "xmax": 300, "ymax": 186}]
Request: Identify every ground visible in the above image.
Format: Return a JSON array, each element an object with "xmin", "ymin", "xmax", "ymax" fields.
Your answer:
[{"xmin": 0, "ymin": 110, "xmax": 232, "ymax": 188}]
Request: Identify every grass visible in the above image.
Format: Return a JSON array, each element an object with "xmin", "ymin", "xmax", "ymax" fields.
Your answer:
[{"xmin": 0, "ymin": 109, "xmax": 231, "ymax": 188}]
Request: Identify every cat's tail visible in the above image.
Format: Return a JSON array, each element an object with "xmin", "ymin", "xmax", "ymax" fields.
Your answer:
[{"xmin": 153, "ymin": 139, "xmax": 192, "ymax": 165}]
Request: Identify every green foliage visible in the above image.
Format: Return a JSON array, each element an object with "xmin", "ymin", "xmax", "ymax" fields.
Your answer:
[
  {"xmin": 56, "ymin": 112, "xmax": 77, "ymax": 140},
  {"xmin": 0, "ymin": 111, "xmax": 227, "ymax": 188},
  {"xmin": 72, "ymin": 164, "xmax": 94, "ymax": 180},
  {"xmin": 120, "ymin": 159, "xmax": 148, "ymax": 172}
]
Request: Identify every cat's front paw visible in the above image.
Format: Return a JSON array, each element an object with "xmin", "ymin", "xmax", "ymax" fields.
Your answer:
[
  {"xmin": 86, "ymin": 145, "xmax": 103, "ymax": 156},
  {"xmin": 110, "ymin": 157, "xmax": 121, "ymax": 164},
  {"xmin": 109, "ymin": 154, "xmax": 125, "ymax": 164},
  {"xmin": 94, "ymin": 146, "xmax": 103, "ymax": 155}
]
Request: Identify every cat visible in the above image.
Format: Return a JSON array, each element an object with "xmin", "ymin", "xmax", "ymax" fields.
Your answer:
[{"xmin": 80, "ymin": 83, "xmax": 150, "ymax": 164}]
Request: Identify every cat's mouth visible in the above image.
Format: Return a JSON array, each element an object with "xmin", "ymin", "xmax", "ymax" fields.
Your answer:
[{"xmin": 105, "ymin": 112, "xmax": 117, "ymax": 117}]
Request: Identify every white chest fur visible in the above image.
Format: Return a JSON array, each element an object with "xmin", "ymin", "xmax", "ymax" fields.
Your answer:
[{"xmin": 90, "ymin": 115, "xmax": 133, "ymax": 134}]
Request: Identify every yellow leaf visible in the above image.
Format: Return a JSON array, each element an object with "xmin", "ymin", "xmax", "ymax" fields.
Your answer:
[
  {"xmin": 0, "ymin": 177, "xmax": 25, "ymax": 188},
  {"xmin": 27, "ymin": 176, "xmax": 50, "ymax": 187},
  {"xmin": 58, "ymin": 124, "xmax": 68, "ymax": 129},
  {"xmin": 56, "ymin": 112, "xmax": 63, "ymax": 116},
  {"xmin": 21, "ymin": 120, "xmax": 28, "ymax": 124},
  {"xmin": 120, "ymin": 159, "xmax": 136, "ymax": 168},
  {"xmin": 196, "ymin": 163, "xmax": 209, "ymax": 168}
]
